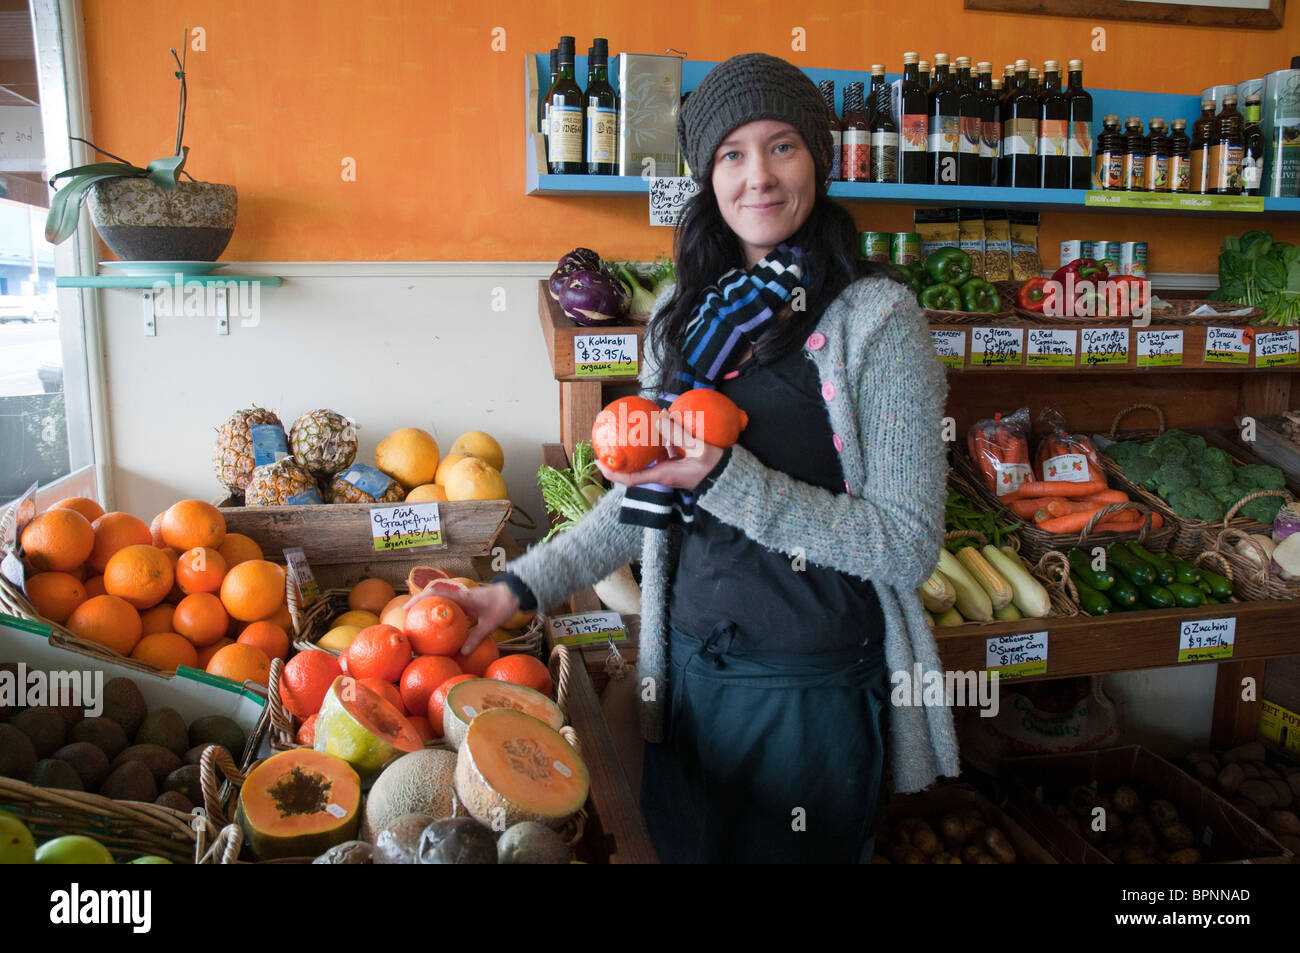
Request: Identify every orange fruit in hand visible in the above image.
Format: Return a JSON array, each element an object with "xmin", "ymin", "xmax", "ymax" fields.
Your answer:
[
  {"xmin": 404, "ymin": 596, "xmax": 469, "ymax": 656},
  {"xmin": 238, "ymin": 620, "xmax": 290, "ymax": 661},
  {"xmin": 591, "ymin": 396, "xmax": 669, "ymax": 473},
  {"xmin": 51, "ymin": 497, "xmax": 105, "ymax": 524},
  {"xmin": 66, "ymin": 594, "xmax": 142, "ymax": 657},
  {"xmin": 342, "ymin": 624, "xmax": 410, "ymax": 683},
  {"xmin": 176, "ymin": 547, "xmax": 227, "ymax": 595},
  {"xmin": 131, "ymin": 632, "xmax": 198, "ymax": 672},
  {"xmin": 140, "ymin": 603, "xmax": 176, "ymax": 635},
  {"xmin": 217, "ymin": 533, "xmax": 263, "ymax": 568},
  {"xmin": 427, "ymin": 674, "xmax": 475, "ymax": 738},
  {"xmin": 399, "ymin": 655, "xmax": 463, "ymax": 717},
  {"xmin": 485, "ymin": 653, "xmax": 553, "ymax": 697},
  {"xmin": 349, "ymin": 577, "xmax": 396, "ymax": 615},
  {"xmin": 359, "ymin": 677, "xmax": 405, "ymax": 714},
  {"xmin": 103, "ymin": 544, "xmax": 174, "ymax": 609},
  {"xmin": 161, "ymin": 500, "xmax": 226, "ymax": 551},
  {"xmin": 87, "ymin": 512, "xmax": 152, "ymax": 573},
  {"xmin": 460, "ymin": 634, "xmax": 499, "ymax": 677},
  {"xmin": 196, "ymin": 637, "xmax": 233, "ymax": 669},
  {"xmin": 21, "ymin": 508, "xmax": 95, "ymax": 572},
  {"xmin": 173, "ymin": 592, "xmax": 230, "ymax": 647},
  {"xmin": 280, "ymin": 650, "xmax": 344, "ymax": 720},
  {"xmin": 206, "ymin": 642, "xmax": 270, "ymax": 686},
  {"xmin": 667, "ymin": 389, "xmax": 749, "ymax": 448},
  {"xmin": 25, "ymin": 572, "xmax": 88, "ymax": 624},
  {"xmin": 220, "ymin": 560, "xmax": 286, "ymax": 622},
  {"xmin": 296, "ymin": 713, "xmax": 318, "ymax": 746}
]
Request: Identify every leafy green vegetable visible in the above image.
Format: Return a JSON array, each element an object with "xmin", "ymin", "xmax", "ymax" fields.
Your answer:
[
  {"xmin": 1212, "ymin": 228, "xmax": 1300, "ymax": 325},
  {"xmin": 1240, "ymin": 494, "xmax": 1284, "ymax": 525},
  {"xmin": 537, "ymin": 440, "xmax": 606, "ymax": 542}
]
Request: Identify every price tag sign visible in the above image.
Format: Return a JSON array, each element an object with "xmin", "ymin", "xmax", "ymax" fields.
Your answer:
[
  {"xmin": 1204, "ymin": 326, "xmax": 1252, "ymax": 365},
  {"xmin": 1255, "ymin": 330, "xmax": 1300, "ymax": 369},
  {"xmin": 574, "ymin": 333, "xmax": 638, "ymax": 378},
  {"xmin": 370, "ymin": 503, "xmax": 444, "ymax": 552},
  {"xmin": 1026, "ymin": 328, "xmax": 1076, "ymax": 367},
  {"xmin": 0, "ymin": 480, "xmax": 38, "ymax": 589},
  {"xmin": 1080, "ymin": 327, "xmax": 1130, "ymax": 366},
  {"xmin": 985, "ymin": 631, "xmax": 1048, "ymax": 679},
  {"xmin": 282, "ymin": 546, "xmax": 320, "ymax": 606},
  {"xmin": 1136, "ymin": 329, "xmax": 1183, "ymax": 367},
  {"xmin": 971, "ymin": 327, "xmax": 1024, "ymax": 367},
  {"xmin": 1258, "ymin": 699, "xmax": 1300, "ymax": 758},
  {"xmin": 547, "ymin": 611, "xmax": 628, "ymax": 647},
  {"xmin": 1177, "ymin": 617, "xmax": 1236, "ymax": 662},
  {"xmin": 649, "ymin": 176, "xmax": 701, "ymax": 227},
  {"xmin": 930, "ymin": 329, "xmax": 966, "ymax": 369},
  {"xmin": 1084, "ymin": 191, "xmax": 1264, "ymax": 214}
]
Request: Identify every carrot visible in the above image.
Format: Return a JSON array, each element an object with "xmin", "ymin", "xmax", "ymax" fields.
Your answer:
[
  {"xmin": 1007, "ymin": 497, "xmax": 1055, "ymax": 518},
  {"xmin": 1017, "ymin": 480, "xmax": 1109, "ymax": 499},
  {"xmin": 1043, "ymin": 498, "xmax": 1100, "ymax": 518},
  {"xmin": 1036, "ymin": 508, "xmax": 1108, "ymax": 533},
  {"xmin": 1078, "ymin": 489, "xmax": 1129, "ymax": 505}
]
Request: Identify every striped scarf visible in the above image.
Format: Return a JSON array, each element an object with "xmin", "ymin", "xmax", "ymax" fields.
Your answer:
[{"xmin": 619, "ymin": 243, "xmax": 806, "ymax": 528}]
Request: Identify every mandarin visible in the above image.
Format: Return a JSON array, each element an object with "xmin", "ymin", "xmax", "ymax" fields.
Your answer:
[
  {"xmin": 399, "ymin": 655, "xmax": 463, "ymax": 717},
  {"xmin": 206, "ymin": 642, "xmax": 270, "ymax": 686},
  {"xmin": 484, "ymin": 653, "xmax": 553, "ymax": 697},
  {"xmin": 173, "ymin": 592, "xmax": 230, "ymax": 647},
  {"xmin": 161, "ymin": 500, "xmax": 226, "ymax": 551},
  {"xmin": 66, "ymin": 594, "xmax": 142, "ymax": 657},
  {"xmin": 279, "ymin": 650, "xmax": 343, "ymax": 720},
  {"xmin": 25, "ymin": 572, "xmax": 88, "ymax": 624},
  {"xmin": 21, "ymin": 508, "xmax": 95, "ymax": 573},
  {"xmin": 103, "ymin": 544, "xmax": 174, "ymax": 609},
  {"xmin": 131, "ymin": 632, "xmax": 198, "ymax": 672},
  {"xmin": 87, "ymin": 513, "xmax": 152, "ymax": 574}
]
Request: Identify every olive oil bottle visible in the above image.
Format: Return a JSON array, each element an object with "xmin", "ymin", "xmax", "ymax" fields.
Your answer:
[
  {"xmin": 1065, "ymin": 59, "xmax": 1093, "ymax": 189},
  {"xmin": 1241, "ymin": 93, "xmax": 1265, "ymax": 196},
  {"xmin": 955, "ymin": 57, "xmax": 982, "ymax": 186},
  {"xmin": 870, "ymin": 83, "xmax": 899, "ymax": 184},
  {"xmin": 977, "ymin": 62, "xmax": 999, "ymax": 187},
  {"xmin": 1001, "ymin": 59, "xmax": 1039, "ymax": 189},
  {"xmin": 1038, "ymin": 60, "xmax": 1070, "ymax": 188},
  {"xmin": 900, "ymin": 52, "xmax": 930, "ymax": 184}
]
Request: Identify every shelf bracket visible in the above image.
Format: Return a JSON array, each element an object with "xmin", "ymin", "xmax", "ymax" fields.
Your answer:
[
  {"xmin": 141, "ymin": 290, "xmax": 156, "ymax": 337},
  {"xmin": 214, "ymin": 285, "xmax": 229, "ymax": 335}
]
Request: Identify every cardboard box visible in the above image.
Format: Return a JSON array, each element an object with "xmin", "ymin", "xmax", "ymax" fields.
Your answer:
[{"xmin": 879, "ymin": 782, "xmax": 1057, "ymax": 864}]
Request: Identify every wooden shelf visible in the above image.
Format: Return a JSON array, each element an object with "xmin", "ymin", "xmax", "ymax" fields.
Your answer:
[{"xmin": 537, "ymin": 281, "xmax": 646, "ymax": 382}]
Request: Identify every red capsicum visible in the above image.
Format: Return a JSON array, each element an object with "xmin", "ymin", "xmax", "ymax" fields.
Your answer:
[
  {"xmin": 1104, "ymin": 275, "xmax": 1150, "ymax": 317},
  {"xmin": 1051, "ymin": 258, "xmax": 1110, "ymax": 287},
  {"xmin": 1016, "ymin": 277, "xmax": 1051, "ymax": 313}
]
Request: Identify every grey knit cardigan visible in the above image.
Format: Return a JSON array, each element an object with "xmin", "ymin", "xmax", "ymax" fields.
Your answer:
[{"xmin": 508, "ymin": 274, "xmax": 960, "ymax": 793}]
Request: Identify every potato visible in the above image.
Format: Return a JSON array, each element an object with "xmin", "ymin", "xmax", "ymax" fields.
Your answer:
[
  {"xmin": 1068, "ymin": 785, "xmax": 1099, "ymax": 817},
  {"xmin": 1242, "ymin": 764, "xmax": 1261, "ymax": 780},
  {"xmin": 912, "ymin": 826, "xmax": 941, "ymax": 856},
  {"xmin": 1289, "ymin": 773, "xmax": 1300, "ymax": 800},
  {"xmin": 1104, "ymin": 843, "xmax": 1125, "ymax": 864},
  {"xmin": 982, "ymin": 826, "xmax": 1017, "ymax": 864},
  {"xmin": 891, "ymin": 844, "xmax": 926, "ymax": 865},
  {"xmin": 975, "ymin": 853, "xmax": 999, "ymax": 864},
  {"xmin": 896, "ymin": 816, "xmax": 926, "ymax": 845},
  {"xmin": 870, "ymin": 854, "xmax": 891, "ymax": 864},
  {"xmin": 1186, "ymin": 750, "xmax": 1218, "ymax": 768},
  {"xmin": 1258, "ymin": 763, "xmax": 1280, "ymax": 781},
  {"xmin": 1112, "ymin": 784, "xmax": 1142, "ymax": 816},
  {"xmin": 939, "ymin": 813, "xmax": 967, "ymax": 847},
  {"xmin": 1127, "ymin": 816, "xmax": 1156, "ymax": 851},
  {"xmin": 1223, "ymin": 741, "xmax": 1266, "ymax": 764},
  {"xmin": 960, "ymin": 810, "xmax": 986, "ymax": 840},
  {"xmin": 1231, "ymin": 797, "xmax": 1261, "ymax": 822},
  {"xmin": 1217, "ymin": 763, "xmax": 1245, "ymax": 795},
  {"xmin": 1269, "ymin": 778, "xmax": 1294, "ymax": 809},
  {"xmin": 1168, "ymin": 848, "xmax": 1202, "ymax": 864},
  {"xmin": 1276, "ymin": 833, "xmax": 1300, "ymax": 856},
  {"xmin": 1266, "ymin": 810, "xmax": 1300, "ymax": 836},
  {"xmin": 1123, "ymin": 846, "xmax": 1155, "ymax": 864},
  {"xmin": 961, "ymin": 844, "xmax": 989, "ymax": 864},
  {"xmin": 932, "ymin": 851, "xmax": 953, "ymax": 864},
  {"xmin": 1192, "ymin": 761, "xmax": 1218, "ymax": 786},
  {"xmin": 1240, "ymin": 779, "xmax": 1279, "ymax": 809},
  {"xmin": 1149, "ymin": 799, "xmax": 1180, "ymax": 826},
  {"xmin": 1160, "ymin": 822, "xmax": 1195, "ymax": 850}
]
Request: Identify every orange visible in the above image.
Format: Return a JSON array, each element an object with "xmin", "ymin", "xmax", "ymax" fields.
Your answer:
[
  {"xmin": 404, "ymin": 596, "xmax": 468, "ymax": 656},
  {"xmin": 359, "ymin": 677, "xmax": 405, "ymax": 713},
  {"xmin": 161, "ymin": 499, "xmax": 226, "ymax": 551},
  {"xmin": 206, "ymin": 642, "xmax": 270, "ymax": 686},
  {"xmin": 398, "ymin": 655, "xmax": 462, "ymax": 717},
  {"xmin": 140, "ymin": 603, "xmax": 176, "ymax": 635},
  {"xmin": 131, "ymin": 632, "xmax": 199, "ymax": 672},
  {"xmin": 374, "ymin": 427, "xmax": 440, "ymax": 491},
  {"xmin": 238, "ymin": 620, "xmax": 290, "ymax": 661},
  {"xmin": 427, "ymin": 673, "xmax": 475, "ymax": 738},
  {"xmin": 175, "ymin": 546, "xmax": 227, "ymax": 595},
  {"xmin": 65, "ymin": 594, "xmax": 142, "ymax": 657},
  {"xmin": 485, "ymin": 653, "xmax": 553, "ymax": 697},
  {"xmin": 667, "ymin": 388, "xmax": 749, "ymax": 448},
  {"xmin": 348, "ymin": 577, "xmax": 396, "ymax": 615},
  {"xmin": 296, "ymin": 713, "xmax": 318, "ymax": 746},
  {"xmin": 406, "ymin": 714, "xmax": 435, "ymax": 743},
  {"xmin": 173, "ymin": 592, "xmax": 230, "ymax": 647},
  {"xmin": 87, "ymin": 512, "xmax": 152, "ymax": 573},
  {"xmin": 51, "ymin": 497, "xmax": 105, "ymax": 524},
  {"xmin": 441, "ymin": 457, "xmax": 508, "ymax": 502},
  {"xmin": 217, "ymin": 532, "xmax": 263, "ymax": 568},
  {"xmin": 342, "ymin": 624, "xmax": 410, "ymax": 683},
  {"xmin": 219, "ymin": 560, "xmax": 286, "ymax": 622},
  {"xmin": 504, "ymin": 606, "xmax": 535, "ymax": 630},
  {"xmin": 460, "ymin": 634, "xmax": 499, "ymax": 677},
  {"xmin": 448, "ymin": 430, "xmax": 504, "ymax": 472},
  {"xmin": 21, "ymin": 508, "xmax": 95, "ymax": 573},
  {"xmin": 196, "ymin": 637, "xmax": 233, "ymax": 669},
  {"xmin": 148, "ymin": 511, "xmax": 167, "ymax": 547},
  {"xmin": 280, "ymin": 650, "xmax": 343, "ymax": 720},
  {"xmin": 591, "ymin": 396, "xmax": 669, "ymax": 473},
  {"xmin": 103, "ymin": 544, "xmax": 174, "ymax": 609},
  {"xmin": 83, "ymin": 575, "xmax": 107, "ymax": 598},
  {"xmin": 379, "ymin": 594, "xmax": 408, "ymax": 629},
  {"xmin": 260, "ymin": 601, "xmax": 294, "ymax": 634},
  {"xmin": 25, "ymin": 572, "xmax": 88, "ymax": 624}
]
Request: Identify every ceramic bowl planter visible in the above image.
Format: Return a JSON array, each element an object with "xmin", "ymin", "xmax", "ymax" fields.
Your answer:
[{"xmin": 87, "ymin": 178, "xmax": 237, "ymax": 261}]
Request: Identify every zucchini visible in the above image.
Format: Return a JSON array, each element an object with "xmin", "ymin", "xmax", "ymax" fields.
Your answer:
[
  {"xmin": 1107, "ymin": 543, "xmax": 1154, "ymax": 587},
  {"xmin": 1169, "ymin": 557, "xmax": 1202, "ymax": 587},
  {"xmin": 1125, "ymin": 541, "xmax": 1175, "ymax": 586},
  {"xmin": 1200, "ymin": 569, "xmax": 1233, "ymax": 601},
  {"xmin": 1196, "ymin": 578, "xmax": 1213, "ymax": 596},
  {"xmin": 933, "ymin": 607, "xmax": 965, "ymax": 627},
  {"xmin": 1067, "ymin": 547, "xmax": 1113, "ymax": 591},
  {"xmin": 1070, "ymin": 573, "xmax": 1114, "ymax": 616},
  {"xmin": 1204, "ymin": 595, "xmax": 1221, "ymax": 605},
  {"xmin": 1166, "ymin": 582, "xmax": 1205, "ymax": 608},
  {"xmin": 1137, "ymin": 583, "xmax": 1176, "ymax": 610},
  {"xmin": 936, "ymin": 548, "xmax": 993, "ymax": 622},
  {"xmin": 1106, "ymin": 572, "xmax": 1140, "ymax": 609}
]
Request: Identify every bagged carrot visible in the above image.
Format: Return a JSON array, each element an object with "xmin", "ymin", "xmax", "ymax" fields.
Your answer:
[
  {"xmin": 967, "ymin": 407, "xmax": 1034, "ymax": 498},
  {"xmin": 1033, "ymin": 407, "xmax": 1107, "ymax": 487}
]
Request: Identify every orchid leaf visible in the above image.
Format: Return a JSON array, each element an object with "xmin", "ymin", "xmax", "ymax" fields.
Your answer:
[
  {"xmin": 44, "ymin": 172, "xmax": 132, "ymax": 244},
  {"xmin": 48, "ymin": 161, "xmax": 145, "ymax": 186},
  {"xmin": 145, "ymin": 146, "xmax": 188, "ymax": 189}
]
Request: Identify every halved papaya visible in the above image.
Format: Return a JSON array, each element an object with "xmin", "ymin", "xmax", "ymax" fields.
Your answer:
[
  {"xmin": 313, "ymin": 675, "xmax": 421, "ymax": 782},
  {"xmin": 454, "ymin": 708, "xmax": 589, "ymax": 830},
  {"xmin": 235, "ymin": 748, "xmax": 360, "ymax": 860},
  {"xmin": 442, "ymin": 677, "xmax": 565, "ymax": 751}
]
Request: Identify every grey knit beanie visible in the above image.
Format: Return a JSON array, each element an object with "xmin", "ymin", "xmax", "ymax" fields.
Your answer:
[{"xmin": 678, "ymin": 52, "xmax": 833, "ymax": 187}]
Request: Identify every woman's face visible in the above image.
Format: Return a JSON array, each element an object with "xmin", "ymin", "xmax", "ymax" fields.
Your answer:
[{"xmin": 710, "ymin": 119, "xmax": 816, "ymax": 270}]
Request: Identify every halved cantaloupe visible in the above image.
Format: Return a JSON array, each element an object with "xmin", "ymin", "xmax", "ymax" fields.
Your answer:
[
  {"xmin": 442, "ymin": 677, "xmax": 564, "ymax": 751},
  {"xmin": 313, "ymin": 675, "xmax": 421, "ymax": 781},
  {"xmin": 235, "ymin": 748, "xmax": 360, "ymax": 860},
  {"xmin": 454, "ymin": 708, "xmax": 589, "ymax": 830}
]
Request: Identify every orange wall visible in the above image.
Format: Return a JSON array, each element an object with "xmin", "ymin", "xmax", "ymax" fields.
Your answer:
[{"xmin": 82, "ymin": 0, "xmax": 1300, "ymax": 270}]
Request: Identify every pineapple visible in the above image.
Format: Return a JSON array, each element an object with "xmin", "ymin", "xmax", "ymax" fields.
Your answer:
[
  {"xmin": 244, "ymin": 458, "xmax": 323, "ymax": 506},
  {"xmin": 290, "ymin": 409, "xmax": 358, "ymax": 477},
  {"xmin": 329, "ymin": 464, "xmax": 406, "ymax": 504},
  {"xmin": 213, "ymin": 407, "xmax": 288, "ymax": 493}
]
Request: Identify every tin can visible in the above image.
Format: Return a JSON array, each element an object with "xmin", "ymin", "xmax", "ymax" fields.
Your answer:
[
  {"xmin": 1120, "ymin": 241, "xmax": 1148, "ymax": 277},
  {"xmin": 1059, "ymin": 240, "xmax": 1087, "ymax": 266},
  {"xmin": 891, "ymin": 232, "xmax": 921, "ymax": 266},
  {"xmin": 860, "ymin": 231, "xmax": 892, "ymax": 263},
  {"xmin": 1092, "ymin": 240, "xmax": 1120, "ymax": 272}
]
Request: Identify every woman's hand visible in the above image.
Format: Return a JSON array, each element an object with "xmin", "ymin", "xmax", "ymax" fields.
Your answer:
[
  {"xmin": 594, "ymin": 409, "xmax": 725, "ymax": 489},
  {"xmin": 403, "ymin": 581, "xmax": 520, "ymax": 655}
]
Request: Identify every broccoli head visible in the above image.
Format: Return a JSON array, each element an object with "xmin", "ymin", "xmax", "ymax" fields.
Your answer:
[
  {"xmin": 1210, "ymin": 484, "xmax": 1242, "ymax": 506},
  {"xmin": 1124, "ymin": 454, "xmax": 1160, "ymax": 487},
  {"xmin": 1199, "ymin": 458, "xmax": 1235, "ymax": 489},
  {"xmin": 1149, "ymin": 441, "xmax": 1191, "ymax": 468},
  {"xmin": 1202, "ymin": 447, "xmax": 1231, "ymax": 470},
  {"xmin": 1168, "ymin": 487, "xmax": 1223, "ymax": 522},
  {"xmin": 1239, "ymin": 494, "xmax": 1284, "ymax": 526},
  {"xmin": 1237, "ymin": 464, "xmax": 1286, "ymax": 491},
  {"xmin": 1154, "ymin": 463, "xmax": 1196, "ymax": 496},
  {"xmin": 1104, "ymin": 441, "xmax": 1141, "ymax": 467},
  {"xmin": 1184, "ymin": 434, "xmax": 1208, "ymax": 460}
]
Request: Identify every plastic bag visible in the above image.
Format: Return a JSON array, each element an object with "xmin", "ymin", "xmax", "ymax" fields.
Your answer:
[
  {"xmin": 1033, "ymin": 408, "xmax": 1107, "ymax": 486},
  {"xmin": 967, "ymin": 407, "xmax": 1034, "ymax": 498}
]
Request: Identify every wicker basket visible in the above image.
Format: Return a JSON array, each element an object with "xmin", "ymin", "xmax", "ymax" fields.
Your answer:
[
  {"xmin": 1043, "ymin": 545, "xmax": 1240, "ymax": 614},
  {"xmin": 1150, "ymin": 300, "xmax": 1260, "ymax": 325},
  {"xmin": 1101, "ymin": 404, "xmax": 1294, "ymax": 559},
  {"xmin": 923, "ymin": 280, "xmax": 1019, "ymax": 325},
  {"xmin": 938, "ymin": 532, "xmax": 1078, "ymax": 622},
  {"xmin": 1208, "ymin": 527, "xmax": 1299, "ymax": 602}
]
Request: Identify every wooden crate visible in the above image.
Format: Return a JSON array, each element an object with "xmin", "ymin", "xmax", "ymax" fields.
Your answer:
[
  {"xmin": 878, "ymin": 782, "xmax": 1057, "ymax": 864},
  {"xmin": 1234, "ymin": 414, "xmax": 1300, "ymax": 483}
]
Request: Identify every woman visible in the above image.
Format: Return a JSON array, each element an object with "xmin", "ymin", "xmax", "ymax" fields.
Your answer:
[{"xmin": 418, "ymin": 53, "xmax": 958, "ymax": 863}]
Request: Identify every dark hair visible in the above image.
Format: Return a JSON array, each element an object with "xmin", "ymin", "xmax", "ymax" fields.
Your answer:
[{"xmin": 648, "ymin": 182, "xmax": 901, "ymax": 394}]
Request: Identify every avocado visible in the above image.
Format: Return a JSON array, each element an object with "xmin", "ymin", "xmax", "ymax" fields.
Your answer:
[
  {"xmin": 70, "ymin": 717, "xmax": 129, "ymax": 760},
  {"xmin": 0, "ymin": 724, "xmax": 36, "ymax": 780},
  {"xmin": 134, "ymin": 707, "xmax": 188, "ymax": 757},
  {"xmin": 153, "ymin": 790, "xmax": 193, "ymax": 813},
  {"xmin": 183, "ymin": 743, "xmax": 230, "ymax": 766},
  {"xmin": 373, "ymin": 812, "xmax": 435, "ymax": 864},
  {"xmin": 313, "ymin": 840, "xmax": 375, "ymax": 864},
  {"xmin": 100, "ymin": 678, "xmax": 146, "ymax": 738},
  {"xmin": 0, "ymin": 661, "xmax": 19, "ymax": 722},
  {"xmin": 497, "ymin": 821, "xmax": 573, "ymax": 864},
  {"xmin": 188, "ymin": 716, "xmax": 245, "ymax": 761},
  {"xmin": 52, "ymin": 704, "xmax": 85, "ymax": 729},
  {"xmin": 164, "ymin": 764, "xmax": 202, "ymax": 806},
  {"xmin": 110, "ymin": 744, "xmax": 182, "ymax": 784},
  {"xmin": 416, "ymin": 817, "xmax": 497, "ymax": 865},
  {"xmin": 11, "ymin": 706, "xmax": 66, "ymax": 758},
  {"xmin": 99, "ymin": 760, "xmax": 157, "ymax": 802},
  {"xmin": 51, "ymin": 742, "xmax": 110, "ymax": 788},
  {"xmin": 29, "ymin": 758, "xmax": 84, "ymax": 792}
]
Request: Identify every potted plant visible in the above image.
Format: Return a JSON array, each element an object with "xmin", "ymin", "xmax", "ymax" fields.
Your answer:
[{"xmin": 45, "ymin": 35, "xmax": 236, "ymax": 261}]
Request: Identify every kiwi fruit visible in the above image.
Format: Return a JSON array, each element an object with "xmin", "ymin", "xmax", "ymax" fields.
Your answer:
[
  {"xmin": 373, "ymin": 812, "xmax": 435, "ymax": 864},
  {"xmin": 99, "ymin": 760, "xmax": 157, "ymax": 802},
  {"xmin": 153, "ymin": 790, "xmax": 193, "ymax": 813},
  {"xmin": 70, "ymin": 717, "xmax": 129, "ymax": 760},
  {"xmin": 188, "ymin": 716, "xmax": 245, "ymax": 760},
  {"xmin": 100, "ymin": 678, "xmax": 147, "ymax": 738},
  {"xmin": 163, "ymin": 765, "xmax": 202, "ymax": 806},
  {"xmin": 0, "ymin": 724, "xmax": 37, "ymax": 780},
  {"xmin": 29, "ymin": 758, "xmax": 84, "ymax": 792},
  {"xmin": 183, "ymin": 743, "xmax": 230, "ymax": 767},
  {"xmin": 51, "ymin": 742, "xmax": 110, "ymax": 788},
  {"xmin": 10, "ymin": 706, "xmax": 67, "ymax": 758},
  {"xmin": 134, "ymin": 707, "xmax": 188, "ymax": 757},
  {"xmin": 110, "ymin": 744, "xmax": 182, "ymax": 784}
]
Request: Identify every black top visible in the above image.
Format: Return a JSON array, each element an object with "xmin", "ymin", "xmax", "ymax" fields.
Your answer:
[{"xmin": 668, "ymin": 341, "xmax": 886, "ymax": 652}]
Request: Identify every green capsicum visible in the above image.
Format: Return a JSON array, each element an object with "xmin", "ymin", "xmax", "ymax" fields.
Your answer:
[
  {"xmin": 920, "ymin": 282, "xmax": 963, "ymax": 311},
  {"xmin": 961, "ymin": 277, "xmax": 1000, "ymax": 313},
  {"xmin": 904, "ymin": 260, "xmax": 930, "ymax": 300},
  {"xmin": 925, "ymin": 248, "xmax": 972, "ymax": 286}
]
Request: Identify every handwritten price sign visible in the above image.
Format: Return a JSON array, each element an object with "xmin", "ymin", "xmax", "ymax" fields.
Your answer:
[
  {"xmin": 1255, "ymin": 330, "xmax": 1299, "ymax": 369},
  {"xmin": 547, "ymin": 611, "xmax": 628, "ymax": 647},
  {"xmin": 930, "ymin": 329, "xmax": 966, "ymax": 369},
  {"xmin": 574, "ymin": 333, "xmax": 638, "ymax": 378},
  {"xmin": 1177, "ymin": 617, "xmax": 1236, "ymax": 662},
  {"xmin": 370, "ymin": 503, "xmax": 444, "ymax": 552},
  {"xmin": 1026, "ymin": 329, "xmax": 1076, "ymax": 367},
  {"xmin": 282, "ymin": 547, "xmax": 320, "ymax": 606},
  {"xmin": 1081, "ymin": 327, "xmax": 1130, "ymax": 366},
  {"xmin": 971, "ymin": 327, "xmax": 1024, "ymax": 367},
  {"xmin": 1136, "ymin": 329, "xmax": 1183, "ymax": 367},
  {"xmin": 649, "ymin": 176, "xmax": 701, "ymax": 227},
  {"xmin": 985, "ymin": 631, "xmax": 1048, "ymax": 679},
  {"xmin": 1204, "ymin": 327, "xmax": 1252, "ymax": 365}
]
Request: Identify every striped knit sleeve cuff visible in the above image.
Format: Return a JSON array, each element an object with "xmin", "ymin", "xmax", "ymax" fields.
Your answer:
[
  {"xmin": 691, "ymin": 446, "xmax": 733, "ymax": 500},
  {"xmin": 491, "ymin": 571, "xmax": 538, "ymax": 612}
]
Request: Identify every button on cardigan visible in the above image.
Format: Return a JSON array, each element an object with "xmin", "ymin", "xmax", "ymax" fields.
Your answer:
[{"xmin": 505, "ymin": 275, "xmax": 959, "ymax": 793}]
